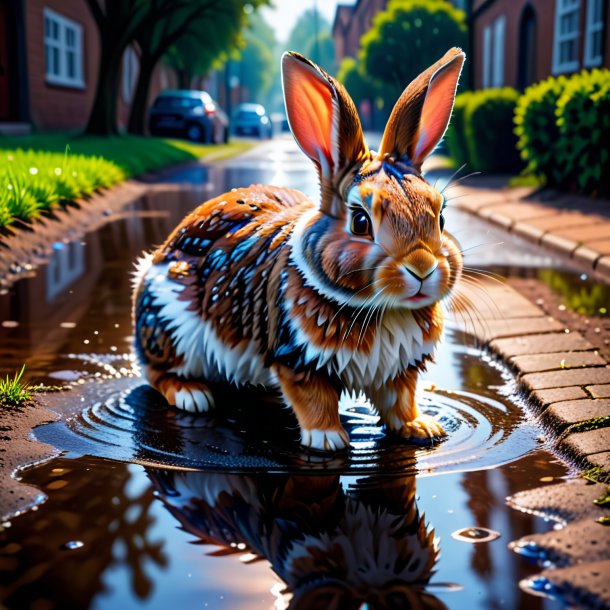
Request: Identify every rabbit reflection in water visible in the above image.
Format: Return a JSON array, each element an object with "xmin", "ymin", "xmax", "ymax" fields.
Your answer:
[
  {"xmin": 149, "ymin": 470, "xmax": 445, "ymax": 610},
  {"xmin": 133, "ymin": 48, "xmax": 466, "ymax": 451}
]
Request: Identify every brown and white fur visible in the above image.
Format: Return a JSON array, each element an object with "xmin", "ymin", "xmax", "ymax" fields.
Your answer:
[{"xmin": 133, "ymin": 48, "xmax": 465, "ymax": 452}]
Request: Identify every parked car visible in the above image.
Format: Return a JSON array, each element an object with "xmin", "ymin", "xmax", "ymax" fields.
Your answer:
[
  {"xmin": 232, "ymin": 103, "xmax": 272, "ymax": 139},
  {"xmin": 148, "ymin": 90, "xmax": 228, "ymax": 144}
]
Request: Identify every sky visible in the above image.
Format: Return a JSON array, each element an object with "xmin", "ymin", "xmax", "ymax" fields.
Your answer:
[{"xmin": 260, "ymin": 0, "xmax": 357, "ymax": 43}]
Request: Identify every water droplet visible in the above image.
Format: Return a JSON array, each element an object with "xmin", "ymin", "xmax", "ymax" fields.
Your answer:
[
  {"xmin": 580, "ymin": 274, "xmax": 588, "ymax": 281},
  {"xmin": 451, "ymin": 527, "xmax": 501, "ymax": 543},
  {"xmin": 60, "ymin": 540, "xmax": 84, "ymax": 550}
]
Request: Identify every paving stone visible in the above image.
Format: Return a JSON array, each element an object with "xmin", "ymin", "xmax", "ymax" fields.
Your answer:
[
  {"xmin": 572, "ymin": 245, "xmax": 602, "ymax": 267},
  {"xmin": 589, "ymin": 384, "xmax": 610, "ymax": 399},
  {"xmin": 466, "ymin": 283, "xmax": 546, "ymax": 320},
  {"xmin": 596, "ymin": 256, "xmax": 610, "ymax": 277},
  {"xmin": 507, "ymin": 478, "xmax": 608, "ymax": 524},
  {"xmin": 486, "ymin": 212, "xmax": 513, "ymax": 228},
  {"xmin": 540, "ymin": 232, "xmax": 580, "ymax": 255},
  {"xmin": 491, "ymin": 332, "xmax": 595, "ymax": 358},
  {"xmin": 521, "ymin": 367, "xmax": 610, "ymax": 391},
  {"xmin": 586, "ymin": 451, "xmax": 610, "ymax": 470},
  {"xmin": 581, "ymin": 238, "xmax": 610, "ymax": 255},
  {"xmin": 512, "ymin": 222, "xmax": 546, "ymax": 242},
  {"xmin": 453, "ymin": 189, "xmax": 511, "ymax": 212},
  {"xmin": 472, "ymin": 316, "xmax": 564, "ymax": 341},
  {"xmin": 526, "ymin": 561, "xmax": 610, "ymax": 609},
  {"xmin": 510, "ymin": 518, "xmax": 610, "ymax": 567},
  {"xmin": 524, "ymin": 213, "xmax": 605, "ymax": 231},
  {"xmin": 558, "ymin": 427, "xmax": 610, "ymax": 460},
  {"xmin": 542, "ymin": 399, "xmax": 610, "ymax": 430},
  {"xmin": 479, "ymin": 202, "xmax": 548, "ymax": 222},
  {"xmin": 530, "ymin": 386, "xmax": 590, "ymax": 409},
  {"xmin": 554, "ymin": 224, "xmax": 610, "ymax": 242},
  {"xmin": 511, "ymin": 351, "xmax": 605, "ymax": 374}
]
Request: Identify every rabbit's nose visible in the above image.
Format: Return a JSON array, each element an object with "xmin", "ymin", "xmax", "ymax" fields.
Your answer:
[{"xmin": 403, "ymin": 251, "xmax": 438, "ymax": 280}]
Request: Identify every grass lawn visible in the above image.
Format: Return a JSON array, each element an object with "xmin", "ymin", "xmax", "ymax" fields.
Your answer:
[{"xmin": 0, "ymin": 133, "xmax": 253, "ymax": 230}]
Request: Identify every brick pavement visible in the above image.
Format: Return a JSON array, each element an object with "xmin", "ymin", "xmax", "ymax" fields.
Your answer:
[{"xmin": 452, "ymin": 178, "xmax": 610, "ymax": 280}]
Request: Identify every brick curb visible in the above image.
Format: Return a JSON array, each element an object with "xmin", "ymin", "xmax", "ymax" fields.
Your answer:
[
  {"xmin": 459, "ymin": 278, "xmax": 610, "ymax": 475},
  {"xmin": 451, "ymin": 182, "xmax": 610, "ymax": 281}
]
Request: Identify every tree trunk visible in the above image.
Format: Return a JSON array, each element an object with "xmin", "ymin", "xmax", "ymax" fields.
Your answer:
[
  {"xmin": 177, "ymin": 68, "xmax": 191, "ymax": 89},
  {"xmin": 84, "ymin": 39, "xmax": 123, "ymax": 135},
  {"xmin": 127, "ymin": 54, "xmax": 156, "ymax": 135}
]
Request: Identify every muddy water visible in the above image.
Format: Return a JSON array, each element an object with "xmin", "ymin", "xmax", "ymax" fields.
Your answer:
[{"xmin": 0, "ymin": 140, "xmax": 584, "ymax": 609}]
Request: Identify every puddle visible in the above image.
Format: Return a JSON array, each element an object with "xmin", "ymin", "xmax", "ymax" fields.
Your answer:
[
  {"xmin": 32, "ymin": 337, "xmax": 537, "ymax": 477},
  {"xmin": 0, "ymin": 144, "xmax": 587, "ymax": 609}
]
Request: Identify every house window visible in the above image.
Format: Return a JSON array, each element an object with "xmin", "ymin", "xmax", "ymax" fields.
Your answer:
[
  {"xmin": 552, "ymin": 0, "xmax": 581, "ymax": 73},
  {"xmin": 492, "ymin": 15, "xmax": 506, "ymax": 87},
  {"xmin": 44, "ymin": 8, "xmax": 84, "ymax": 88},
  {"xmin": 481, "ymin": 15, "xmax": 505, "ymax": 88},
  {"xmin": 482, "ymin": 25, "xmax": 492, "ymax": 88},
  {"xmin": 584, "ymin": 0, "xmax": 605, "ymax": 67}
]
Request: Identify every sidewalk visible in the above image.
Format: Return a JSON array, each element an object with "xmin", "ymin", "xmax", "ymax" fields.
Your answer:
[
  {"xmin": 451, "ymin": 177, "xmax": 610, "ymax": 279},
  {"xmin": 454, "ymin": 179, "xmax": 610, "ymax": 607}
]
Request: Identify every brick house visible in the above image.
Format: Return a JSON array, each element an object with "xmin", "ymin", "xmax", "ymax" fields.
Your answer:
[
  {"xmin": 472, "ymin": 0, "xmax": 609, "ymax": 89},
  {"xmin": 0, "ymin": 0, "xmax": 175, "ymax": 133}
]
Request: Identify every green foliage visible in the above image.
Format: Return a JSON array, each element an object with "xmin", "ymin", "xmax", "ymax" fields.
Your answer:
[
  {"xmin": 304, "ymin": 29, "xmax": 336, "ymax": 74},
  {"xmin": 337, "ymin": 57, "xmax": 380, "ymax": 106},
  {"xmin": 285, "ymin": 8, "xmax": 331, "ymax": 58},
  {"xmin": 445, "ymin": 91, "xmax": 474, "ymax": 167},
  {"xmin": 464, "ymin": 88, "xmax": 523, "ymax": 173},
  {"xmin": 361, "ymin": 0, "xmax": 467, "ymax": 101},
  {"xmin": 237, "ymin": 13, "xmax": 276, "ymax": 103},
  {"xmin": 514, "ymin": 75, "xmax": 567, "ymax": 184},
  {"xmin": 0, "ymin": 365, "xmax": 32, "ymax": 406},
  {"xmin": 0, "ymin": 134, "xmax": 252, "ymax": 229},
  {"xmin": 515, "ymin": 69, "xmax": 610, "ymax": 196},
  {"xmin": 555, "ymin": 69, "xmax": 610, "ymax": 196}
]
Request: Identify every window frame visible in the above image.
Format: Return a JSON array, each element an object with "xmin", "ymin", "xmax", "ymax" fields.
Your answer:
[
  {"xmin": 584, "ymin": 0, "xmax": 605, "ymax": 67},
  {"xmin": 552, "ymin": 0, "xmax": 581, "ymax": 74},
  {"xmin": 43, "ymin": 7, "xmax": 85, "ymax": 89}
]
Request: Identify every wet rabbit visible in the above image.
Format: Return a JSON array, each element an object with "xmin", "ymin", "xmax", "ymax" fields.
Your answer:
[{"xmin": 133, "ymin": 48, "xmax": 465, "ymax": 452}]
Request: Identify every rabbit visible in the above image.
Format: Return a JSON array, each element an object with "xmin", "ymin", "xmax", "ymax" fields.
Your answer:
[{"xmin": 133, "ymin": 47, "xmax": 465, "ymax": 452}]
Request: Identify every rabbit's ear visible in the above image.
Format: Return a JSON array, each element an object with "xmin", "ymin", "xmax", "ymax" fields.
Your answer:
[
  {"xmin": 379, "ymin": 48, "xmax": 465, "ymax": 169},
  {"xmin": 282, "ymin": 52, "xmax": 368, "ymax": 217}
]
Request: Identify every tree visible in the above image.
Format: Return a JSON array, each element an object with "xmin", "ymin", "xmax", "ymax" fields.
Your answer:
[
  {"xmin": 285, "ymin": 8, "xmax": 333, "ymax": 66},
  {"xmin": 304, "ymin": 30, "xmax": 336, "ymax": 74},
  {"xmin": 360, "ymin": 0, "xmax": 467, "ymax": 97},
  {"xmin": 84, "ymin": 0, "xmax": 155, "ymax": 135},
  {"xmin": 234, "ymin": 12, "xmax": 276, "ymax": 104},
  {"xmin": 128, "ymin": 0, "xmax": 264, "ymax": 134}
]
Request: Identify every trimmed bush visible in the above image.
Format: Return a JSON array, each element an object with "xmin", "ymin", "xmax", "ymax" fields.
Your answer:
[
  {"xmin": 445, "ymin": 91, "xmax": 474, "ymax": 167},
  {"xmin": 555, "ymin": 69, "xmax": 610, "ymax": 196},
  {"xmin": 514, "ymin": 75, "xmax": 567, "ymax": 185},
  {"xmin": 464, "ymin": 88, "xmax": 522, "ymax": 173}
]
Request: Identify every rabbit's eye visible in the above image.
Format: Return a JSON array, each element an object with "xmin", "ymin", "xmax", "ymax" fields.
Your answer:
[
  {"xmin": 351, "ymin": 211, "xmax": 371, "ymax": 237},
  {"xmin": 439, "ymin": 213, "xmax": 446, "ymax": 232}
]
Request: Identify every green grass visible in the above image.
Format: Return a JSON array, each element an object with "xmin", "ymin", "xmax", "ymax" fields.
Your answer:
[
  {"xmin": 0, "ymin": 365, "xmax": 32, "ymax": 406},
  {"xmin": 0, "ymin": 133, "xmax": 253, "ymax": 230}
]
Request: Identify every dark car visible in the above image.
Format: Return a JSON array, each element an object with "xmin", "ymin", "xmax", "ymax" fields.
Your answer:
[
  {"xmin": 148, "ymin": 90, "xmax": 229, "ymax": 144},
  {"xmin": 232, "ymin": 103, "xmax": 272, "ymax": 139}
]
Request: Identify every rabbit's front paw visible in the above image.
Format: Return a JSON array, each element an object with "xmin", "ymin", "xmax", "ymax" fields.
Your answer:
[
  {"xmin": 154, "ymin": 374, "xmax": 215, "ymax": 414},
  {"xmin": 301, "ymin": 427, "xmax": 350, "ymax": 452},
  {"xmin": 393, "ymin": 413, "xmax": 446, "ymax": 441}
]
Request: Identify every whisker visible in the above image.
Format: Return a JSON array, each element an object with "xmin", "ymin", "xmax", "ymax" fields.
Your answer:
[
  {"xmin": 442, "ymin": 171, "xmax": 482, "ymax": 192},
  {"xmin": 440, "ymin": 163, "xmax": 467, "ymax": 194}
]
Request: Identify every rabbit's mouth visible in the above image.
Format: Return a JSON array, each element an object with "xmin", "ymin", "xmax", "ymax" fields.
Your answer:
[{"xmin": 402, "ymin": 292, "xmax": 430, "ymax": 304}]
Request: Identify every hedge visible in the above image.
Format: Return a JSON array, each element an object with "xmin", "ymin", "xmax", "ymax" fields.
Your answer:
[
  {"xmin": 516, "ymin": 69, "xmax": 610, "ymax": 197},
  {"xmin": 445, "ymin": 91, "xmax": 473, "ymax": 167},
  {"xmin": 514, "ymin": 75, "xmax": 567, "ymax": 185},
  {"xmin": 464, "ymin": 88, "xmax": 523, "ymax": 173}
]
